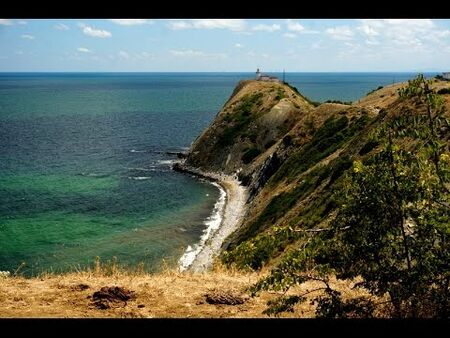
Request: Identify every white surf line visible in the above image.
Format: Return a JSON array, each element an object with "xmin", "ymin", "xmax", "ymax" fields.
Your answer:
[
  {"xmin": 178, "ymin": 182, "xmax": 227, "ymax": 272},
  {"xmin": 178, "ymin": 171, "xmax": 248, "ymax": 273}
]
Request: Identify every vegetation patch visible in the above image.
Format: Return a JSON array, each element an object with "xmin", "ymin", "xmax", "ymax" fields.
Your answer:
[
  {"xmin": 270, "ymin": 115, "xmax": 353, "ymax": 184},
  {"xmin": 367, "ymin": 85, "xmax": 384, "ymax": 95},
  {"xmin": 216, "ymin": 92, "xmax": 263, "ymax": 147},
  {"xmin": 325, "ymin": 100, "xmax": 353, "ymax": 105},
  {"xmin": 437, "ymin": 87, "xmax": 450, "ymax": 95},
  {"xmin": 242, "ymin": 147, "xmax": 262, "ymax": 164}
]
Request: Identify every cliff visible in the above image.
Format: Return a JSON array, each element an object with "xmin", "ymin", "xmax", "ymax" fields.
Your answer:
[{"xmin": 184, "ymin": 77, "xmax": 450, "ymax": 270}]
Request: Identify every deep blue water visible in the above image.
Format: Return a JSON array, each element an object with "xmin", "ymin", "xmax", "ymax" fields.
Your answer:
[{"xmin": 0, "ymin": 72, "xmax": 436, "ymax": 276}]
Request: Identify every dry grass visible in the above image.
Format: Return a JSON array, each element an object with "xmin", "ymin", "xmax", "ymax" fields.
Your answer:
[{"xmin": 0, "ymin": 261, "xmax": 374, "ymax": 318}]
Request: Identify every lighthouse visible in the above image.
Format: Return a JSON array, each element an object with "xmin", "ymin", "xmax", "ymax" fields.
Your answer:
[{"xmin": 256, "ymin": 68, "xmax": 261, "ymax": 80}]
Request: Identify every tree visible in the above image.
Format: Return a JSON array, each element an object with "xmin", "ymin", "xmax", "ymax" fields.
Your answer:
[{"xmin": 251, "ymin": 75, "xmax": 450, "ymax": 318}]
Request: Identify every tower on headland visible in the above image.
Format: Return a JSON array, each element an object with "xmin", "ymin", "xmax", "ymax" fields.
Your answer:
[
  {"xmin": 256, "ymin": 68, "xmax": 261, "ymax": 80},
  {"xmin": 255, "ymin": 68, "xmax": 281, "ymax": 83}
]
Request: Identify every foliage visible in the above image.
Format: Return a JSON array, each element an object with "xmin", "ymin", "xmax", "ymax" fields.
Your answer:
[
  {"xmin": 367, "ymin": 85, "xmax": 384, "ymax": 96},
  {"xmin": 358, "ymin": 138, "xmax": 379, "ymax": 155},
  {"xmin": 274, "ymin": 88, "xmax": 286, "ymax": 101},
  {"xmin": 270, "ymin": 114, "xmax": 371, "ymax": 185},
  {"xmin": 325, "ymin": 100, "xmax": 353, "ymax": 105},
  {"xmin": 437, "ymin": 87, "xmax": 450, "ymax": 95},
  {"xmin": 217, "ymin": 92, "xmax": 263, "ymax": 147},
  {"xmin": 222, "ymin": 226, "xmax": 298, "ymax": 270},
  {"xmin": 224, "ymin": 155, "xmax": 354, "ymax": 270},
  {"xmin": 264, "ymin": 140, "xmax": 277, "ymax": 149},
  {"xmin": 250, "ymin": 75, "xmax": 450, "ymax": 318},
  {"xmin": 284, "ymin": 82, "xmax": 320, "ymax": 106},
  {"xmin": 242, "ymin": 147, "xmax": 262, "ymax": 164}
]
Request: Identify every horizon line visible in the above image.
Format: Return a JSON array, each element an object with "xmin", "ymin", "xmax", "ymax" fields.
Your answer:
[{"xmin": 0, "ymin": 71, "xmax": 444, "ymax": 73}]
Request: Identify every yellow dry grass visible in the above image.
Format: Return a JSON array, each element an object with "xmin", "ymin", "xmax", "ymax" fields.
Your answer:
[{"xmin": 0, "ymin": 262, "xmax": 374, "ymax": 318}]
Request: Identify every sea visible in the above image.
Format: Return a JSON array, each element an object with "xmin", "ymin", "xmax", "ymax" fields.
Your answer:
[{"xmin": 0, "ymin": 72, "xmax": 438, "ymax": 276}]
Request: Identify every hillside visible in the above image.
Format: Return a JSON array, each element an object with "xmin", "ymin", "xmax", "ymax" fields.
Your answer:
[
  {"xmin": 1, "ymin": 76, "xmax": 448, "ymax": 318},
  {"xmin": 184, "ymin": 77, "xmax": 450, "ymax": 272}
]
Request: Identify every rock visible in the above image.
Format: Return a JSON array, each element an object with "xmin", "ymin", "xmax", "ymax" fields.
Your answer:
[
  {"xmin": 72, "ymin": 283, "xmax": 90, "ymax": 291},
  {"xmin": 91, "ymin": 286, "xmax": 136, "ymax": 310},
  {"xmin": 204, "ymin": 290, "xmax": 246, "ymax": 306}
]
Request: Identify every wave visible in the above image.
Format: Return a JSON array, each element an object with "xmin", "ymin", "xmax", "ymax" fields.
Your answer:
[
  {"xmin": 130, "ymin": 149, "xmax": 146, "ymax": 153},
  {"xmin": 126, "ymin": 167, "xmax": 156, "ymax": 172},
  {"xmin": 157, "ymin": 159, "xmax": 177, "ymax": 165},
  {"xmin": 178, "ymin": 182, "xmax": 226, "ymax": 272},
  {"xmin": 128, "ymin": 176, "xmax": 151, "ymax": 180},
  {"xmin": 78, "ymin": 172, "xmax": 109, "ymax": 178}
]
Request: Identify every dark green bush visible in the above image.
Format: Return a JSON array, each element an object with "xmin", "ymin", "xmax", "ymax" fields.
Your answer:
[
  {"xmin": 437, "ymin": 87, "xmax": 450, "ymax": 94},
  {"xmin": 242, "ymin": 147, "xmax": 262, "ymax": 164}
]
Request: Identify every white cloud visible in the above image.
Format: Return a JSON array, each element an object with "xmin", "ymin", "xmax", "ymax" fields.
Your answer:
[
  {"xmin": 170, "ymin": 49, "xmax": 227, "ymax": 59},
  {"xmin": 15, "ymin": 50, "xmax": 24, "ymax": 55},
  {"xmin": 170, "ymin": 49, "xmax": 206, "ymax": 57},
  {"xmin": 252, "ymin": 24, "xmax": 280, "ymax": 32},
  {"xmin": 365, "ymin": 39, "xmax": 380, "ymax": 46},
  {"xmin": 287, "ymin": 19, "xmax": 304, "ymax": 32},
  {"xmin": 168, "ymin": 19, "xmax": 247, "ymax": 32},
  {"xmin": 77, "ymin": 47, "xmax": 92, "ymax": 53},
  {"xmin": 114, "ymin": 50, "xmax": 154, "ymax": 61},
  {"xmin": 283, "ymin": 33, "xmax": 297, "ymax": 39},
  {"xmin": 355, "ymin": 19, "xmax": 447, "ymax": 53},
  {"xmin": 18, "ymin": 20, "xmax": 27, "ymax": 25},
  {"xmin": 326, "ymin": 26, "xmax": 354, "ymax": 40},
  {"xmin": 235, "ymin": 43, "xmax": 243, "ymax": 48},
  {"xmin": 79, "ymin": 23, "xmax": 111, "ymax": 38},
  {"xmin": 0, "ymin": 19, "xmax": 13, "ymax": 25},
  {"xmin": 134, "ymin": 52, "xmax": 153, "ymax": 60},
  {"xmin": 109, "ymin": 19, "xmax": 153, "ymax": 26},
  {"xmin": 118, "ymin": 50, "xmax": 130, "ymax": 59},
  {"xmin": 169, "ymin": 21, "xmax": 191, "ymax": 30},
  {"xmin": 54, "ymin": 23, "xmax": 69, "ymax": 30},
  {"xmin": 310, "ymin": 41, "xmax": 323, "ymax": 50},
  {"xmin": 21, "ymin": 34, "xmax": 35, "ymax": 40},
  {"xmin": 382, "ymin": 19, "xmax": 434, "ymax": 28},
  {"xmin": 359, "ymin": 24, "xmax": 379, "ymax": 37}
]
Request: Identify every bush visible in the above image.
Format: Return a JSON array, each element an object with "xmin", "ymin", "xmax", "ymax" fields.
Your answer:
[
  {"xmin": 325, "ymin": 100, "xmax": 352, "ymax": 105},
  {"xmin": 264, "ymin": 140, "xmax": 276, "ymax": 149},
  {"xmin": 242, "ymin": 147, "xmax": 262, "ymax": 164},
  {"xmin": 437, "ymin": 87, "xmax": 450, "ymax": 95},
  {"xmin": 367, "ymin": 85, "xmax": 384, "ymax": 95}
]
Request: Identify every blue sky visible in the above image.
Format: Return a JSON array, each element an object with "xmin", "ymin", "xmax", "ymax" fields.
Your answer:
[{"xmin": 0, "ymin": 19, "xmax": 449, "ymax": 72}]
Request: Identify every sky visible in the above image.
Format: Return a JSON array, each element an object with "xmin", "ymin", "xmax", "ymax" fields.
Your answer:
[{"xmin": 0, "ymin": 19, "xmax": 449, "ymax": 72}]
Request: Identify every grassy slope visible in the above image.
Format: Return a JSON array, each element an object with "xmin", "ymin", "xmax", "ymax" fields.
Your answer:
[{"xmin": 223, "ymin": 79, "xmax": 450, "ymax": 270}]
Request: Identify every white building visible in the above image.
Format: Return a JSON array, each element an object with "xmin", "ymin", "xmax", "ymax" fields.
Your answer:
[
  {"xmin": 443, "ymin": 72, "xmax": 450, "ymax": 80},
  {"xmin": 255, "ymin": 68, "xmax": 281, "ymax": 83}
]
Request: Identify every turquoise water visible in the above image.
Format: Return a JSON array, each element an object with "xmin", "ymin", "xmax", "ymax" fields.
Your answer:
[{"xmin": 0, "ymin": 72, "xmax": 436, "ymax": 276}]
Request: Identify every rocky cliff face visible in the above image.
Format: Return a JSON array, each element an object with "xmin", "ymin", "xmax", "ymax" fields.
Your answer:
[
  {"xmin": 185, "ymin": 78, "xmax": 450, "ymax": 269},
  {"xmin": 185, "ymin": 80, "xmax": 313, "ymax": 175}
]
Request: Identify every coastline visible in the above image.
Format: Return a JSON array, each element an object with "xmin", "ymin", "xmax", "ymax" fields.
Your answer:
[{"xmin": 174, "ymin": 162, "xmax": 248, "ymax": 272}]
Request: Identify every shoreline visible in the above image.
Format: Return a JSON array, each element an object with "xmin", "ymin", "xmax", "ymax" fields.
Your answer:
[{"xmin": 173, "ymin": 162, "xmax": 248, "ymax": 272}]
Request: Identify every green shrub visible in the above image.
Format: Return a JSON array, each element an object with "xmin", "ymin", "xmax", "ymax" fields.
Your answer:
[
  {"xmin": 242, "ymin": 147, "xmax": 262, "ymax": 164},
  {"xmin": 264, "ymin": 140, "xmax": 277, "ymax": 149},
  {"xmin": 367, "ymin": 85, "xmax": 384, "ymax": 95},
  {"xmin": 437, "ymin": 87, "xmax": 450, "ymax": 95},
  {"xmin": 325, "ymin": 100, "xmax": 352, "ymax": 105}
]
